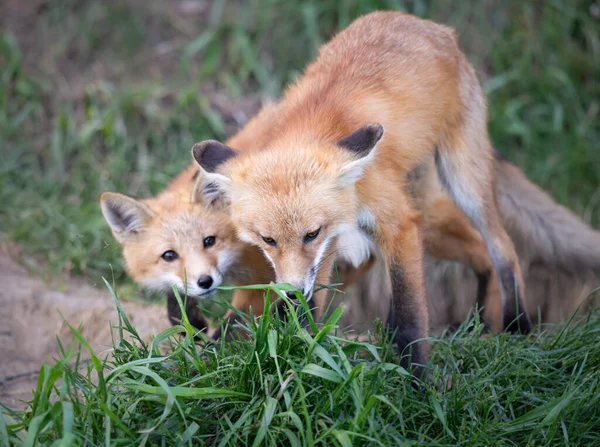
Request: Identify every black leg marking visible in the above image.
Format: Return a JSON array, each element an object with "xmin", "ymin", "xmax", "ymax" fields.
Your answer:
[
  {"xmin": 166, "ymin": 289, "xmax": 208, "ymax": 331},
  {"xmin": 387, "ymin": 262, "xmax": 429, "ymax": 380},
  {"xmin": 498, "ymin": 265, "xmax": 532, "ymax": 334},
  {"xmin": 475, "ymin": 272, "xmax": 490, "ymax": 309},
  {"xmin": 210, "ymin": 325, "xmax": 222, "ymax": 341},
  {"xmin": 473, "ymin": 271, "xmax": 492, "ymax": 333}
]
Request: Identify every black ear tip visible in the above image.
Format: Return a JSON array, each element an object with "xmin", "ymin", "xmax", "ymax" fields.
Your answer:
[
  {"xmin": 192, "ymin": 140, "xmax": 215, "ymax": 163},
  {"xmin": 191, "ymin": 140, "xmax": 239, "ymax": 172},
  {"xmin": 336, "ymin": 123, "xmax": 384, "ymax": 156},
  {"xmin": 369, "ymin": 123, "xmax": 384, "ymax": 140}
]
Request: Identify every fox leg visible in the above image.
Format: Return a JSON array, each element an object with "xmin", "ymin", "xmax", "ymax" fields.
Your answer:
[
  {"xmin": 166, "ymin": 289, "xmax": 209, "ymax": 331},
  {"xmin": 435, "ymin": 149, "xmax": 531, "ymax": 332},
  {"xmin": 422, "ymin": 197, "xmax": 503, "ymax": 332},
  {"xmin": 435, "ymin": 71, "xmax": 531, "ymax": 333},
  {"xmin": 229, "ymin": 288, "xmax": 266, "ymax": 317},
  {"xmin": 311, "ymin": 246, "xmax": 337, "ymax": 322},
  {"xmin": 376, "ymin": 196, "xmax": 430, "ymax": 377}
]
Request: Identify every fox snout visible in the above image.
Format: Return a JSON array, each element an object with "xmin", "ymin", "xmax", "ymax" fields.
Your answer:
[
  {"xmin": 284, "ymin": 287, "xmax": 313, "ymax": 303},
  {"xmin": 180, "ymin": 269, "xmax": 223, "ymax": 298},
  {"xmin": 197, "ymin": 275, "xmax": 214, "ymax": 290},
  {"xmin": 192, "ymin": 272, "xmax": 221, "ymax": 295},
  {"xmin": 274, "ymin": 260, "xmax": 318, "ymax": 305}
]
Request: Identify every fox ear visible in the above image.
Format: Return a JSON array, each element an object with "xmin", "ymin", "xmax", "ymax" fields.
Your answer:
[
  {"xmin": 336, "ymin": 124, "xmax": 383, "ymax": 186},
  {"xmin": 192, "ymin": 140, "xmax": 239, "ymax": 173},
  {"xmin": 191, "ymin": 169, "xmax": 232, "ymax": 208},
  {"xmin": 100, "ymin": 192, "xmax": 155, "ymax": 243},
  {"xmin": 191, "ymin": 140, "xmax": 237, "ymax": 208}
]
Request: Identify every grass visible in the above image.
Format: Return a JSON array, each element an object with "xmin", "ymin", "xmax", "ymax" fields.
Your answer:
[{"xmin": 2, "ymin": 284, "xmax": 600, "ymax": 445}]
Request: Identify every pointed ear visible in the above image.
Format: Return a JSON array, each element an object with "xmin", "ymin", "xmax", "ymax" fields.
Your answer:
[
  {"xmin": 192, "ymin": 140, "xmax": 239, "ymax": 173},
  {"xmin": 190, "ymin": 169, "xmax": 232, "ymax": 208},
  {"xmin": 336, "ymin": 124, "xmax": 384, "ymax": 186},
  {"xmin": 100, "ymin": 192, "xmax": 155, "ymax": 243},
  {"xmin": 191, "ymin": 140, "xmax": 237, "ymax": 208}
]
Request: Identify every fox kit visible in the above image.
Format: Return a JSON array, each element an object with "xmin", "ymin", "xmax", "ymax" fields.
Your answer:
[
  {"xmin": 100, "ymin": 106, "xmax": 275, "ymax": 330},
  {"xmin": 101, "ymin": 183, "xmax": 246, "ymax": 329},
  {"xmin": 192, "ymin": 11, "xmax": 533, "ymax": 373}
]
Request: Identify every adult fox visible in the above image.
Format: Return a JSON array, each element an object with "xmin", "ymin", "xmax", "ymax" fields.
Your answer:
[{"xmin": 191, "ymin": 11, "xmax": 535, "ymax": 373}]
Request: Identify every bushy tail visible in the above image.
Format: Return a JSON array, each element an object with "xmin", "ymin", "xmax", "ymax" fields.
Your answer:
[{"xmin": 494, "ymin": 152, "xmax": 600, "ymax": 273}]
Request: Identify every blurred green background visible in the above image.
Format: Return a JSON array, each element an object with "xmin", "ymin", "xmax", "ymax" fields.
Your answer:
[{"xmin": 1, "ymin": 0, "xmax": 599, "ymax": 292}]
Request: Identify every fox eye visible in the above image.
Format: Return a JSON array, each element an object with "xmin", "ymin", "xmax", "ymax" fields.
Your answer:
[
  {"xmin": 261, "ymin": 236, "xmax": 277, "ymax": 246},
  {"xmin": 161, "ymin": 250, "xmax": 179, "ymax": 262},
  {"xmin": 303, "ymin": 228, "xmax": 321, "ymax": 243},
  {"xmin": 203, "ymin": 236, "xmax": 216, "ymax": 248}
]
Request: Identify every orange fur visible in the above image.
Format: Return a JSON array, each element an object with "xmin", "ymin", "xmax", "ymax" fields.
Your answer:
[{"xmin": 100, "ymin": 13, "xmax": 597, "ymax": 349}]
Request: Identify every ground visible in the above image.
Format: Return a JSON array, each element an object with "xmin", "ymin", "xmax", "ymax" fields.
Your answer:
[{"xmin": 0, "ymin": 243, "xmax": 170, "ymax": 410}]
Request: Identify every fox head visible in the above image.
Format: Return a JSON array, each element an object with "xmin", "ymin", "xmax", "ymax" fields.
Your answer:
[
  {"xmin": 100, "ymin": 191, "xmax": 244, "ymax": 298},
  {"xmin": 191, "ymin": 123, "xmax": 383, "ymax": 302}
]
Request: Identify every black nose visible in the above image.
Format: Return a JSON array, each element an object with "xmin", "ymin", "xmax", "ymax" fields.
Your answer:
[
  {"xmin": 285, "ymin": 290, "xmax": 298, "ymax": 299},
  {"xmin": 197, "ymin": 275, "xmax": 213, "ymax": 290}
]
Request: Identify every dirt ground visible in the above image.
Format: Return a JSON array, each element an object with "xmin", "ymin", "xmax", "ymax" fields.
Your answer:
[{"xmin": 0, "ymin": 245, "xmax": 170, "ymax": 410}]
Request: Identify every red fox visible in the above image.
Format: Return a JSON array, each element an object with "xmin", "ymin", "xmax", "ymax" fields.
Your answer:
[{"xmin": 191, "ymin": 11, "xmax": 534, "ymax": 372}]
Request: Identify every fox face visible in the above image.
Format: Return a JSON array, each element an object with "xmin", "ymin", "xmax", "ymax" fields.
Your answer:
[
  {"xmin": 100, "ymin": 191, "xmax": 244, "ymax": 298},
  {"xmin": 192, "ymin": 124, "xmax": 383, "ymax": 301}
]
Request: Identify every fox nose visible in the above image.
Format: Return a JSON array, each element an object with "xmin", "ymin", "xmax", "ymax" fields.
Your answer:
[
  {"xmin": 285, "ymin": 288, "xmax": 308, "ymax": 300},
  {"xmin": 197, "ymin": 275, "xmax": 214, "ymax": 290}
]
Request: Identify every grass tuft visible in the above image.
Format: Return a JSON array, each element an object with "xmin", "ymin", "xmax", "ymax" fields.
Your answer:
[{"xmin": 2, "ymin": 283, "xmax": 600, "ymax": 445}]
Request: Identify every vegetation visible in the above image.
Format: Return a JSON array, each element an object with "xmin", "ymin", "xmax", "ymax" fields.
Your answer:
[{"xmin": 2, "ymin": 286, "xmax": 600, "ymax": 445}]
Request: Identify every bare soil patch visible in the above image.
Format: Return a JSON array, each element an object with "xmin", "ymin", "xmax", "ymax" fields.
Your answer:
[{"xmin": 0, "ymin": 245, "xmax": 169, "ymax": 410}]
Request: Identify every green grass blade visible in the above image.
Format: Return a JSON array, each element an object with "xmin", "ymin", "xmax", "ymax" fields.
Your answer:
[
  {"xmin": 0, "ymin": 411, "xmax": 10, "ymax": 447},
  {"xmin": 121, "ymin": 382, "xmax": 250, "ymax": 399},
  {"xmin": 301, "ymin": 364, "xmax": 343, "ymax": 384},
  {"xmin": 178, "ymin": 422, "xmax": 200, "ymax": 446},
  {"xmin": 268, "ymin": 329, "xmax": 278, "ymax": 359},
  {"xmin": 429, "ymin": 392, "xmax": 455, "ymax": 440},
  {"xmin": 252, "ymin": 397, "xmax": 278, "ymax": 447},
  {"xmin": 312, "ymin": 344, "xmax": 346, "ymax": 379},
  {"xmin": 332, "ymin": 429, "xmax": 353, "ymax": 447},
  {"xmin": 281, "ymin": 428, "xmax": 302, "ymax": 447}
]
